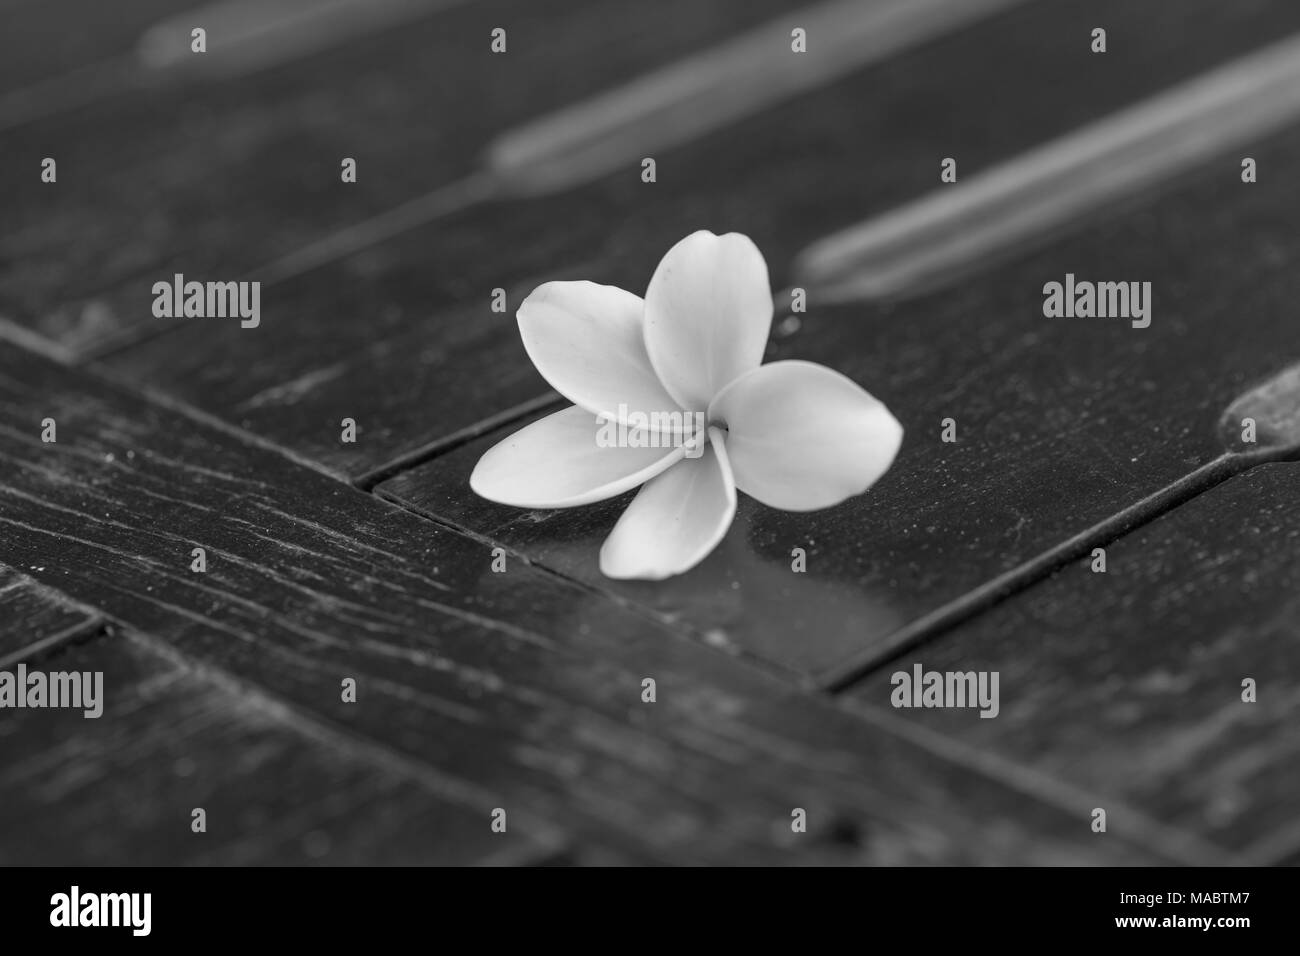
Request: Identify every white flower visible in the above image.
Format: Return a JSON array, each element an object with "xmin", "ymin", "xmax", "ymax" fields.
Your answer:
[{"xmin": 470, "ymin": 231, "xmax": 903, "ymax": 580}]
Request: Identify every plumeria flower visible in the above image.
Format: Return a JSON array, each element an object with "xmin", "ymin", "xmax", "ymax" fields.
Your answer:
[{"xmin": 470, "ymin": 231, "xmax": 903, "ymax": 580}]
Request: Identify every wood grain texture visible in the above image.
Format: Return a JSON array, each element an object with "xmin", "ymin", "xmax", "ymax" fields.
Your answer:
[
  {"xmin": 0, "ymin": 564, "xmax": 102, "ymax": 664},
  {"xmin": 0, "ymin": 342, "xmax": 1202, "ymax": 864},
  {"xmin": 0, "ymin": 626, "xmax": 560, "ymax": 865},
  {"xmin": 377, "ymin": 123, "xmax": 1300, "ymax": 679},
  {"xmin": 102, "ymin": 0, "xmax": 1300, "ymax": 476},
  {"xmin": 849, "ymin": 464, "xmax": 1300, "ymax": 863},
  {"xmin": 0, "ymin": 0, "xmax": 794, "ymax": 353}
]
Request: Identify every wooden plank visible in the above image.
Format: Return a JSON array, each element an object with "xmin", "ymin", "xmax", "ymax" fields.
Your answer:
[
  {"xmin": 0, "ymin": 563, "xmax": 102, "ymax": 664},
  {"xmin": 103, "ymin": 0, "xmax": 1300, "ymax": 477},
  {"xmin": 0, "ymin": 343, "xmax": 1204, "ymax": 863},
  {"xmin": 848, "ymin": 464, "xmax": 1300, "ymax": 863},
  {"xmin": 0, "ymin": 0, "xmax": 795, "ymax": 353},
  {"xmin": 796, "ymin": 31, "xmax": 1300, "ymax": 303},
  {"xmin": 486, "ymin": 0, "xmax": 1038, "ymax": 198},
  {"xmin": 377, "ymin": 123, "xmax": 1300, "ymax": 679},
  {"xmin": 0, "ymin": 626, "xmax": 559, "ymax": 865}
]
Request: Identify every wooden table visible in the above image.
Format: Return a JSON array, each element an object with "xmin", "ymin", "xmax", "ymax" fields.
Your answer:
[{"xmin": 1, "ymin": 0, "xmax": 1297, "ymax": 865}]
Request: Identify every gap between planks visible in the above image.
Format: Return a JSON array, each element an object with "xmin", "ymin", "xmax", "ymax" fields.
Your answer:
[
  {"xmin": 352, "ymin": 391, "xmax": 565, "ymax": 492},
  {"xmin": 0, "ymin": 619, "xmax": 110, "ymax": 671},
  {"xmin": 818, "ymin": 442, "xmax": 1300, "ymax": 692}
]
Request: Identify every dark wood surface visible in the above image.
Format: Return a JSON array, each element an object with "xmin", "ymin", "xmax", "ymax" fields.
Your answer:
[
  {"xmin": 0, "ymin": 624, "xmax": 560, "ymax": 866},
  {"xmin": 2, "ymin": 0, "xmax": 1297, "ymax": 865},
  {"xmin": 849, "ymin": 464, "xmax": 1300, "ymax": 864},
  {"xmin": 1, "ymin": 345, "xmax": 1193, "ymax": 864},
  {"xmin": 0, "ymin": 0, "xmax": 201, "ymax": 93},
  {"xmin": 1, "ymin": 0, "xmax": 793, "ymax": 355},
  {"xmin": 99, "ymin": 0, "xmax": 1300, "ymax": 477}
]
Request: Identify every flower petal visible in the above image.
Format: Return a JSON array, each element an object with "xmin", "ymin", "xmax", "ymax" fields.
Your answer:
[
  {"xmin": 599, "ymin": 426, "xmax": 737, "ymax": 580},
  {"xmin": 643, "ymin": 231, "xmax": 773, "ymax": 411},
  {"xmin": 518, "ymin": 280, "xmax": 688, "ymax": 431},
  {"xmin": 470, "ymin": 405, "xmax": 684, "ymax": 508},
  {"xmin": 708, "ymin": 360, "xmax": 902, "ymax": 511}
]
